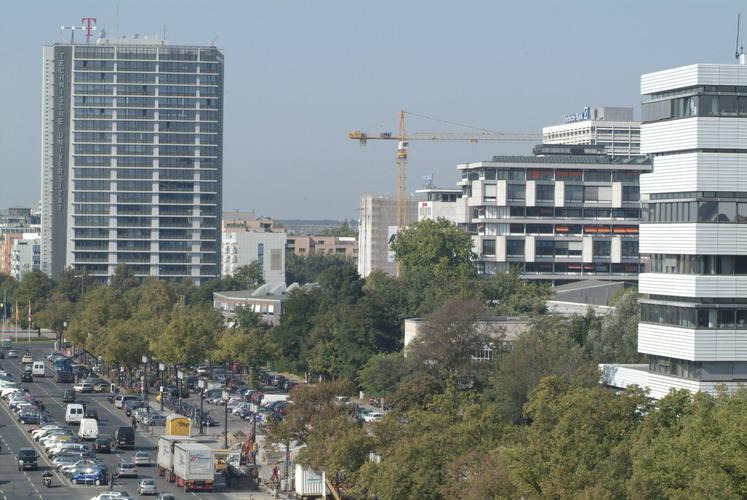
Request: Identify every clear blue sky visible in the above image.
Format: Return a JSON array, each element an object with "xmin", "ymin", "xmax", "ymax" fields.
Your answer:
[{"xmin": 0, "ymin": 0, "xmax": 742, "ymax": 219}]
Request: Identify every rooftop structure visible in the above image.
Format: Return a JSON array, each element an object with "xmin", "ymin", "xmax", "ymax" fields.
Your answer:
[{"xmin": 543, "ymin": 106, "xmax": 641, "ymax": 157}]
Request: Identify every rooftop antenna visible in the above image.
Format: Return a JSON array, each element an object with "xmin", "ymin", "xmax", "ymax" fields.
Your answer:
[
  {"xmin": 60, "ymin": 24, "xmax": 84, "ymax": 44},
  {"xmin": 736, "ymin": 13, "xmax": 743, "ymax": 60}
]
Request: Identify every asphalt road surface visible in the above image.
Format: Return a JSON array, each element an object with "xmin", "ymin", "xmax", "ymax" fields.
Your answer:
[{"xmin": 0, "ymin": 343, "xmax": 242, "ymax": 500}]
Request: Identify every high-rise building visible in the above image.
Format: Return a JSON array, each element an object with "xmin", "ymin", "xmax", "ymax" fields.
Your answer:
[
  {"xmin": 11, "ymin": 234, "xmax": 41, "ymax": 280},
  {"xmin": 357, "ymin": 194, "xmax": 417, "ymax": 278},
  {"xmin": 543, "ymin": 106, "xmax": 641, "ymax": 157},
  {"xmin": 40, "ymin": 36, "xmax": 223, "ymax": 284},
  {"xmin": 417, "ymin": 144, "xmax": 651, "ymax": 284},
  {"xmin": 602, "ymin": 60, "xmax": 747, "ymax": 398}
]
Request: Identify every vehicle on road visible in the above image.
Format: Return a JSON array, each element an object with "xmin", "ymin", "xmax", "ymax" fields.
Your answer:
[
  {"xmin": 172, "ymin": 442, "xmax": 214, "ymax": 491},
  {"xmin": 79, "ymin": 417, "xmax": 99, "ymax": 440},
  {"xmin": 157, "ymin": 435, "xmax": 195, "ymax": 482},
  {"xmin": 74, "ymin": 381, "xmax": 93, "ymax": 393},
  {"xmin": 116, "ymin": 462, "xmax": 138, "ymax": 478},
  {"xmin": 84, "ymin": 408, "xmax": 99, "ymax": 420},
  {"xmin": 32, "ymin": 361, "xmax": 45, "ymax": 376},
  {"xmin": 133, "ymin": 450, "xmax": 152, "ymax": 466},
  {"xmin": 17, "ymin": 448, "xmax": 38, "ymax": 470},
  {"xmin": 20, "ymin": 372, "xmax": 33, "ymax": 383},
  {"xmin": 115, "ymin": 395, "xmax": 139, "ymax": 409},
  {"xmin": 95, "ymin": 437, "xmax": 111, "ymax": 453},
  {"xmin": 137, "ymin": 478, "xmax": 158, "ymax": 495},
  {"xmin": 7, "ymin": 350, "xmax": 18, "ymax": 358},
  {"xmin": 156, "ymin": 494, "xmax": 175, "ymax": 500},
  {"xmin": 90, "ymin": 493, "xmax": 133, "ymax": 500},
  {"xmin": 71, "ymin": 465, "xmax": 108, "ymax": 486},
  {"xmin": 65, "ymin": 403, "xmax": 85, "ymax": 424},
  {"xmin": 113, "ymin": 426, "xmax": 135, "ymax": 449},
  {"xmin": 21, "ymin": 353, "xmax": 32, "ymax": 364},
  {"xmin": 62, "ymin": 389, "xmax": 76, "ymax": 402}
]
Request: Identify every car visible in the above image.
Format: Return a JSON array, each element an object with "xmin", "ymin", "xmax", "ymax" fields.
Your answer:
[
  {"xmin": 116, "ymin": 462, "xmax": 138, "ymax": 478},
  {"xmin": 62, "ymin": 389, "xmax": 76, "ymax": 403},
  {"xmin": 17, "ymin": 448, "xmax": 38, "ymax": 470},
  {"xmin": 20, "ymin": 372, "xmax": 33, "ymax": 383},
  {"xmin": 363, "ymin": 411, "xmax": 384, "ymax": 423},
  {"xmin": 7, "ymin": 350, "xmax": 18, "ymax": 358},
  {"xmin": 95, "ymin": 438, "xmax": 112, "ymax": 453},
  {"xmin": 84, "ymin": 408, "xmax": 99, "ymax": 420},
  {"xmin": 156, "ymin": 495, "xmax": 175, "ymax": 500},
  {"xmin": 133, "ymin": 451, "xmax": 152, "ymax": 466},
  {"xmin": 53, "ymin": 454, "xmax": 83, "ymax": 469},
  {"xmin": 21, "ymin": 353, "xmax": 33, "ymax": 364},
  {"xmin": 71, "ymin": 466, "xmax": 108, "ymax": 486},
  {"xmin": 19, "ymin": 410, "xmax": 41, "ymax": 425},
  {"xmin": 137, "ymin": 478, "xmax": 158, "ymax": 495},
  {"xmin": 74, "ymin": 382, "xmax": 93, "ymax": 393},
  {"xmin": 90, "ymin": 493, "xmax": 132, "ymax": 500},
  {"xmin": 60, "ymin": 459, "xmax": 98, "ymax": 475}
]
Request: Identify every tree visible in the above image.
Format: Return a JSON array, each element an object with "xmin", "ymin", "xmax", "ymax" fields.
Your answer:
[
  {"xmin": 390, "ymin": 218, "xmax": 474, "ymax": 274},
  {"xmin": 151, "ymin": 306, "xmax": 223, "ymax": 367},
  {"xmin": 480, "ymin": 268, "xmax": 551, "ymax": 316},
  {"xmin": 320, "ymin": 220, "xmax": 356, "ymax": 237},
  {"xmin": 504, "ymin": 378, "xmax": 652, "ymax": 498},
  {"xmin": 585, "ymin": 288, "xmax": 643, "ymax": 363},
  {"xmin": 269, "ymin": 288, "xmax": 321, "ymax": 372},
  {"xmin": 487, "ymin": 315, "xmax": 599, "ymax": 423},
  {"xmin": 109, "ymin": 264, "xmax": 140, "ymax": 293},
  {"xmin": 14, "ymin": 270, "xmax": 56, "ymax": 327},
  {"xmin": 286, "ymin": 252, "xmax": 350, "ymax": 284},
  {"xmin": 406, "ymin": 298, "xmax": 492, "ymax": 388},
  {"xmin": 358, "ymin": 352, "xmax": 405, "ymax": 399},
  {"xmin": 233, "ymin": 262, "xmax": 264, "ymax": 290},
  {"xmin": 215, "ymin": 327, "xmax": 274, "ymax": 372}
]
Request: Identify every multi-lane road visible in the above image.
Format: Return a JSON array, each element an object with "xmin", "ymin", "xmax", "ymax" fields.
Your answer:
[{"xmin": 0, "ymin": 343, "xmax": 254, "ymax": 500}]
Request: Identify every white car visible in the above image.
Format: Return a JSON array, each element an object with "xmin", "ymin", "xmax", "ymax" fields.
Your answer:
[
  {"xmin": 363, "ymin": 412, "xmax": 384, "ymax": 423},
  {"xmin": 32, "ymin": 425, "xmax": 63, "ymax": 439},
  {"xmin": 7, "ymin": 350, "xmax": 18, "ymax": 358},
  {"xmin": 133, "ymin": 451, "xmax": 152, "ymax": 466},
  {"xmin": 89, "ymin": 492, "xmax": 132, "ymax": 500},
  {"xmin": 137, "ymin": 478, "xmax": 157, "ymax": 495},
  {"xmin": 73, "ymin": 382, "xmax": 93, "ymax": 393},
  {"xmin": 21, "ymin": 353, "xmax": 33, "ymax": 364}
]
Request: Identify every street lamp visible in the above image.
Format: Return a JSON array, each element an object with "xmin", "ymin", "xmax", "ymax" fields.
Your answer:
[
  {"xmin": 222, "ymin": 389, "xmax": 230, "ymax": 449},
  {"xmin": 141, "ymin": 356, "xmax": 149, "ymax": 425},
  {"xmin": 158, "ymin": 362, "xmax": 165, "ymax": 412},
  {"xmin": 198, "ymin": 379, "xmax": 206, "ymax": 435},
  {"xmin": 177, "ymin": 369, "xmax": 184, "ymax": 413}
]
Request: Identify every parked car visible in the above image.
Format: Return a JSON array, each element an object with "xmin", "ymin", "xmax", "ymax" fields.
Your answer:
[
  {"xmin": 133, "ymin": 451, "xmax": 152, "ymax": 466},
  {"xmin": 116, "ymin": 462, "xmax": 138, "ymax": 478},
  {"xmin": 137, "ymin": 478, "xmax": 157, "ymax": 495},
  {"xmin": 18, "ymin": 410, "xmax": 41, "ymax": 425},
  {"xmin": 363, "ymin": 412, "xmax": 384, "ymax": 423}
]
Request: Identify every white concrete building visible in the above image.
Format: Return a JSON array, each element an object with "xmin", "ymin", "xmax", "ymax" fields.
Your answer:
[
  {"xmin": 222, "ymin": 230, "xmax": 286, "ymax": 288},
  {"xmin": 601, "ymin": 60, "xmax": 747, "ymax": 398},
  {"xmin": 543, "ymin": 106, "xmax": 641, "ymax": 157},
  {"xmin": 11, "ymin": 233, "xmax": 41, "ymax": 280},
  {"xmin": 357, "ymin": 194, "xmax": 417, "ymax": 277}
]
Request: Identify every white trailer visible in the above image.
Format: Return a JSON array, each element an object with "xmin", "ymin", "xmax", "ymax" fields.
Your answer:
[
  {"xmin": 157, "ymin": 435, "xmax": 195, "ymax": 482},
  {"xmin": 173, "ymin": 442, "xmax": 215, "ymax": 492},
  {"xmin": 294, "ymin": 464, "xmax": 328, "ymax": 498}
]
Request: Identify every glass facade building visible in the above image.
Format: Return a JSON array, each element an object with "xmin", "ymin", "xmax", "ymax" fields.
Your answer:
[{"xmin": 40, "ymin": 38, "xmax": 223, "ymax": 284}]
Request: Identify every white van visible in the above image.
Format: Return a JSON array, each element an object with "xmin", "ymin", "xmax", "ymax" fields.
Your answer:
[
  {"xmin": 78, "ymin": 417, "xmax": 98, "ymax": 440},
  {"xmin": 65, "ymin": 403, "xmax": 85, "ymax": 425},
  {"xmin": 31, "ymin": 362, "xmax": 45, "ymax": 377}
]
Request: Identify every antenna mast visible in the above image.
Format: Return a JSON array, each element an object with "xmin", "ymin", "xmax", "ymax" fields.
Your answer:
[{"xmin": 736, "ymin": 13, "xmax": 743, "ymax": 60}]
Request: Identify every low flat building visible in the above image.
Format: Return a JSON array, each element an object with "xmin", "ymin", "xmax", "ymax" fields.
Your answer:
[
  {"xmin": 404, "ymin": 316, "xmax": 530, "ymax": 360},
  {"xmin": 286, "ymin": 235, "xmax": 358, "ymax": 259},
  {"xmin": 213, "ymin": 282, "xmax": 317, "ymax": 326}
]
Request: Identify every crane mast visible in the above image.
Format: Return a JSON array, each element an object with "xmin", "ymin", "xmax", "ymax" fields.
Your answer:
[{"xmin": 349, "ymin": 110, "xmax": 540, "ymax": 231}]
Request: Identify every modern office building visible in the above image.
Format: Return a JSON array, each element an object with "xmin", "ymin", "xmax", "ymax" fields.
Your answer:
[
  {"xmin": 11, "ymin": 234, "xmax": 41, "ymax": 280},
  {"xmin": 543, "ymin": 106, "xmax": 641, "ymax": 157},
  {"xmin": 40, "ymin": 36, "xmax": 223, "ymax": 284},
  {"xmin": 222, "ymin": 212, "xmax": 286, "ymax": 287},
  {"xmin": 417, "ymin": 144, "xmax": 651, "ymax": 284},
  {"xmin": 602, "ymin": 60, "xmax": 747, "ymax": 398},
  {"xmin": 357, "ymin": 194, "xmax": 418, "ymax": 277}
]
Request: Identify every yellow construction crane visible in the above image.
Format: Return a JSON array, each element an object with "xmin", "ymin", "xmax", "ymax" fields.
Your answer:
[{"xmin": 349, "ymin": 110, "xmax": 540, "ymax": 230}]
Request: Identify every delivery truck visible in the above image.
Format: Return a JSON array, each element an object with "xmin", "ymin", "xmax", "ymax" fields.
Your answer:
[
  {"xmin": 157, "ymin": 435, "xmax": 195, "ymax": 482},
  {"xmin": 173, "ymin": 442, "xmax": 214, "ymax": 491}
]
